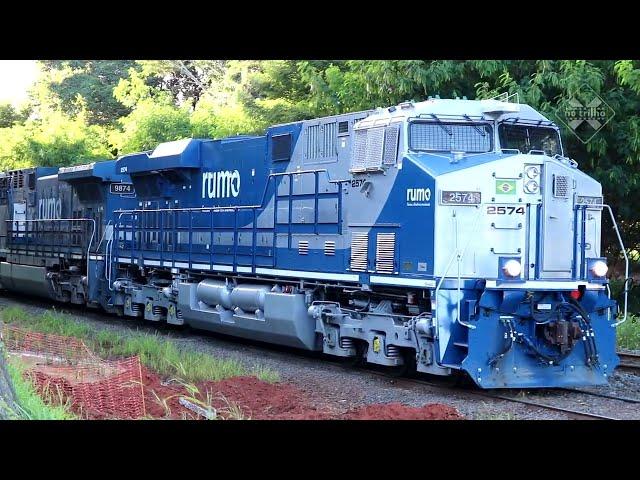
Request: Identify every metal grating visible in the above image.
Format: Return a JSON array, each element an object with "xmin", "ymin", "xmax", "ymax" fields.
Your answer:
[
  {"xmin": 375, "ymin": 233, "xmax": 396, "ymax": 274},
  {"xmin": 350, "ymin": 232, "xmax": 369, "ymax": 272},
  {"xmin": 324, "ymin": 240, "xmax": 336, "ymax": 256},
  {"xmin": 409, "ymin": 122, "xmax": 492, "ymax": 153},
  {"xmin": 298, "ymin": 240, "xmax": 309, "ymax": 255},
  {"xmin": 338, "ymin": 121, "xmax": 349, "ymax": 134},
  {"xmin": 351, "ymin": 129, "xmax": 368, "ymax": 170},
  {"xmin": 11, "ymin": 171, "xmax": 24, "ymax": 189},
  {"xmin": 382, "ymin": 124, "xmax": 400, "ymax": 165},
  {"xmin": 364, "ymin": 127, "xmax": 385, "ymax": 169},
  {"xmin": 553, "ymin": 175, "xmax": 569, "ymax": 198},
  {"xmin": 304, "ymin": 122, "xmax": 338, "ymax": 161}
]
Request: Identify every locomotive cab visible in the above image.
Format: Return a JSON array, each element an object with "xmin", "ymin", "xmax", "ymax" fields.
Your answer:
[{"xmin": 354, "ymin": 98, "xmax": 621, "ymax": 388}]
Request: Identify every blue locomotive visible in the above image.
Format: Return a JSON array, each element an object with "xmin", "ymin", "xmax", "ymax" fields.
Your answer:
[{"xmin": 0, "ymin": 97, "xmax": 628, "ymax": 389}]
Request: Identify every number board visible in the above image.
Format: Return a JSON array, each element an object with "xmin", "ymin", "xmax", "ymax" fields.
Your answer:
[
  {"xmin": 440, "ymin": 191, "xmax": 482, "ymax": 205},
  {"xmin": 575, "ymin": 195, "xmax": 603, "ymax": 208},
  {"xmin": 110, "ymin": 183, "xmax": 135, "ymax": 195}
]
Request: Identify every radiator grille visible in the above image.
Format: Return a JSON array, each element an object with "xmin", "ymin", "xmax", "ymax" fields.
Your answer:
[
  {"xmin": 351, "ymin": 124, "xmax": 400, "ymax": 172},
  {"xmin": 364, "ymin": 127, "xmax": 385, "ymax": 169},
  {"xmin": 298, "ymin": 240, "xmax": 309, "ymax": 255},
  {"xmin": 350, "ymin": 233, "xmax": 369, "ymax": 272},
  {"xmin": 382, "ymin": 124, "xmax": 400, "ymax": 165},
  {"xmin": 351, "ymin": 130, "xmax": 368, "ymax": 170},
  {"xmin": 324, "ymin": 240, "xmax": 336, "ymax": 256},
  {"xmin": 553, "ymin": 175, "xmax": 569, "ymax": 198},
  {"xmin": 375, "ymin": 233, "xmax": 396, "ymax": 274}
]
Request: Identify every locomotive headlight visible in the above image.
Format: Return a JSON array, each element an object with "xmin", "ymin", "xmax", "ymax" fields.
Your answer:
[
  {"xmin": 590, "ymin": 260, "xmax": 608, "ymax": 278},
  {"xmin": 502, "ymin": 259, "xmax": 522, "ymax": 278},
  {"xmin": 524, "ymin": 165, "xmax": 540, "ymax": 179},
  {"xmin": 524, "ymin": 179, "xmax": 539, "ymax": 194}
]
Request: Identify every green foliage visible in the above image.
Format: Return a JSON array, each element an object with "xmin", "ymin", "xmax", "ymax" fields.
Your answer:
[
  {"xmin": 0, "ymin": 107, "xmax": 111, "ymax": 169},
  {"xmin": 0, "ymin": 103, "xmax": 28, "ymax": 128},
  {"xmin": 38, "ymin": 60, "xmax": 137, "ymax": 125},
  {"xmin": 0, "ymin": 306, "xmax": 279, "ymax": 384},
  {"xmin": 3, "ymin": 59, "xmax": 640, "ymax": 263},
  {"xmin": 616, "ymin": 315, "xmax": 640, "ymax": 350},
  {"xmin": 6, "ymin": 360, "xmax": 76, "ymax": 420},
  {"xmin": 110, "ymin": 99, "xmax": 192, "ymax": 153}
]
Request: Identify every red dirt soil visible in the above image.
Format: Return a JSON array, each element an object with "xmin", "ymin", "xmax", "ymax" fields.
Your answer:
[
  {"xmin": 140, "ymin": 367, "xmax": 464, "ymax": 420},
  {"xmin": 343, "ymin": 402, "xmax": 463, "ymax": 420}
]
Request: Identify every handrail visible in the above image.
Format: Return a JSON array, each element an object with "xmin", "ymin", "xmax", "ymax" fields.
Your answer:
[
  {"xmin": 109, "ymin": 168, "xmax": 346, "ymax": 280},
  {"xmin": 434, "ymin": 206, "xmax": 485, "ymax": 334},
  {"xmin": 113, "ymin": 168, "xmax": 348, "ymax": 215},
  {"xmin": 5, "ymin": 218, "xmax": 96, "ymax": 292},
  {"xmin": 601, "ymin": 204, "xmax": 629, "ymax": 327}
]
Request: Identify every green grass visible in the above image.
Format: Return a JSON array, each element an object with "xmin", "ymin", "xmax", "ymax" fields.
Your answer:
[
  {"xmin": 1, "ymin": 306, "xmax": 91, "ymax": 338},
  {"xmin": 616, "ymin": 314, "xmax": 640, "ymax": 350},
  {"xmin": 0, "ymin": 306, "xmax": 279, "ymax": 384},
  {"xmin": 6, "ymin": 359, "xmax": 76, "ymax": 420},
  {"xmin": 250, "ymin": 364, "xmax": 280, "ymax": 383}
]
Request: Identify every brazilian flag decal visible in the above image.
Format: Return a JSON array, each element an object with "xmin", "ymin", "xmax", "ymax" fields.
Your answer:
[{"xmin": 495, "ymin": 179, "xmax": 516, "ymax": 195}]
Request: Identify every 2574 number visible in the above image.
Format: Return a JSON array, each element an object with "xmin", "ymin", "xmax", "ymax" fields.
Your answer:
[{"xmin": 487, "ymin": 206, "xmax": 525, "ymax": 215}]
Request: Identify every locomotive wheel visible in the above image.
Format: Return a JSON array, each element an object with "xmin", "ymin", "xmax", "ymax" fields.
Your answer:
[
  {"xmin": 387, "ymin": 350, "xmax": 417, "ymax": 378},
  {"xmin": 341, "ymin": 341, "xmax": 367, "ymax": 368}
]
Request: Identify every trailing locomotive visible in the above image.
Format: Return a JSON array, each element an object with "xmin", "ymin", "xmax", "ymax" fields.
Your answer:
[
  {"xmin": 0, "ymin": 96, "xmax": 629, "ymax": 388},
  {"xmin": 0, "ymin": 160, "xmax": 137, "ymax": 308}
]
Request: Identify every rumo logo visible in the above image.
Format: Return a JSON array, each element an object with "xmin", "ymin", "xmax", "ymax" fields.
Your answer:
[
  {"xmin": 202, "ymin": 170, "xmax": 241, "ymax": 199},
  {"xmin": 38, "ymin": 197, "xmax": 62, "ymax": 219},
  {"xmin": 406, "ymin": 187, "xmax": 431, "ymax": 202}
]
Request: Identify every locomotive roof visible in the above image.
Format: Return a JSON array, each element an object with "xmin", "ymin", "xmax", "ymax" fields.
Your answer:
[
  {"xmin": 271, "ymin": 98, "xmax": 553, "ymax": 130},
  {"xmin": 356, "ymin": 98, "xmax": 552, "ymax": 128}
]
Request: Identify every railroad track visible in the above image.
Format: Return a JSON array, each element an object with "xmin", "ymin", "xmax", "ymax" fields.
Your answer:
[
  {"xmin": 362, "ymin": 370, "xmax": 619, "ymax": 420},
  {"xmin": 0, "ymin": 292, "xmax": 635, "ymax": 420},
  {"xmin": 618, "ymin": 352, "xmax": 640, "ymax": 374}
]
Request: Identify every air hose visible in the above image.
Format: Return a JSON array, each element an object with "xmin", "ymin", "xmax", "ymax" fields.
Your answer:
[{"xmin": 489, "ymin": 297, "xmax": 599, "ymax": 368}]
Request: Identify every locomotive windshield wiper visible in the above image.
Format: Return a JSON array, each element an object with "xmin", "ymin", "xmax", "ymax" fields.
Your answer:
[
  {"xmin": 463, "ymin": 114, "xmax": 487, "ymax": 136},
  {"xmin": 429, "ymin": 114, "xmax": 452, "ymax": 134}
]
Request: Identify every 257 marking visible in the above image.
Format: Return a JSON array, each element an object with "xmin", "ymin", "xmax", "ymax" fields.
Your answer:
[{"xmin": 487, "ymin": 206, "xmax": 525, "ymax": 215}]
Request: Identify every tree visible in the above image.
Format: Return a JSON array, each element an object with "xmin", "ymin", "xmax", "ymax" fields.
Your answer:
[
  {"xmin": 37, "ymin": 60, "xmax": 138, "ymax": 125},
  {"xmin": 0, "ymin": 103, "xmax": 28, "ymax": 128},
  {"xmin": 110, "ymin": 99, "xmax": 192, "ymax": 154}
]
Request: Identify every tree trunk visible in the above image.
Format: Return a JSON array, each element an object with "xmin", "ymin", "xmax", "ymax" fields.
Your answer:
[{"xmin": 0, "ymin": 340, "xmax": 21, "ymax": 419}]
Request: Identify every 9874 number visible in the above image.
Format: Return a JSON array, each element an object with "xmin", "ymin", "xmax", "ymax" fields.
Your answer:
[{"xmin": 487, "ymin": 206, "xmax": 525, "ymax": 215}]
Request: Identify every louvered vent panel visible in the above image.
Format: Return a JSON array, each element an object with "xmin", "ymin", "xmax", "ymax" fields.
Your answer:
[
  {"xmin": 382, "ymin": 124, "xmax": 400, "ymax": 165},
  {"xmin": 338, "ymin": 121, "xmax": 349, "ymax": 134},
  {"xmin": 304, "ymin": 122, "xmax": 337, "ymax": 160},
  {"xmin": 298, "ymin": 240, "xmax": 309, "ymax": 255},
  {"xmin": 554, "ymin": 175, "xmax": 569, "ymax": 198},
  {"xmin": 350, "ymin": 233, "xmax": 369, "ymax": 272},
  {"xmin": 375, "ymin": 233, "xmax": 396, "ymax": 274},
  {"xmin": 324, "ymin": 240, "xmax": 336, "ymax": 256},
  {"xmin": 11, "ymin": 172, "xmax": 24, "ymax": 189}
]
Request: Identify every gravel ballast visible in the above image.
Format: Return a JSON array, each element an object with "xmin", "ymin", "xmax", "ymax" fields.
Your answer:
[{"xmin": 2, "ymin": 293, "xmax": 638, "ymax": 420}]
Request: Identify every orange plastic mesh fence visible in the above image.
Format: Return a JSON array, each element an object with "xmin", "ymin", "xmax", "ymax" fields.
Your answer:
[
  {"xmin": 1, "ymin": 325, "xmax": 146, "ymax": 419},
  {"xmin": 1, "ymin": 325, "xmax": 93, "ymax": 363}
]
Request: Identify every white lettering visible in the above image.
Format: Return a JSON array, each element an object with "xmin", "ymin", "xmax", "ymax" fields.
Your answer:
[
  {"xmin": 406, "ymin": 187, "xmax": 431, "ymax": 203},
  {"xmin": 202, "ymin": 170, "xmax": 241, "ymax": 199},
  {"xmin": 38, "ymin": 197, "xmax": 62, "ymax": 219}
]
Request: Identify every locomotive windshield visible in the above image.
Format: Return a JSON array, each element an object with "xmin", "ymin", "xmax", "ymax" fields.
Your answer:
[
  {"xmin": 409, "ymin": 121, "xmax": 493, "ymax": 153},
  {"xmin": 498, "ymin": 123, "xmax": 562, "ymax": 156}
]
